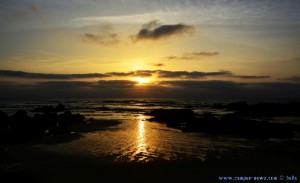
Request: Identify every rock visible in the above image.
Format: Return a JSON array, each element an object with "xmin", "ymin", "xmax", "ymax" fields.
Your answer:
[
  {"xmin": 58, "ymin": 111, "xmax": 85, "ymax": 126},
  {"xmin": 147, "ymin": 109, "xmax": 197, "ymax": 128},
  {"xmin": 32, "ymin": 103, "xmax": 67, "ymax": 113}
]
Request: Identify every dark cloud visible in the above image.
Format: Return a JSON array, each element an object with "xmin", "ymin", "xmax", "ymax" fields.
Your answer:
[
  {"xmin": 165, "ymin": 56, "xmax": 194, "ymax": 60},
  {"xmin": 155, "ymin": 70, "xmax": 270, "ymax": 80},
  {"xmin": 97, "ymin": 80, "xmax": 137, "ymax": 88},
  {"xmin": 281, "ymin": 58, "xmax": 300, "ymax": 63},
  {"xmin": 0, "ymin": 69, "xmax": 155, "ymax": 80},
  {"xmin": 107, "ymin": 70, "xmax": 155, "ymax": 77},
  {"xmin": 157, "ymin": 70, "xmax": 232, "ymax": 79},
  {"xmin": 134, "ymin": 70, "xmax": 155, "ymax": 77},
  {"xmin": 13, "ymin": 10, "xmax": 28, "ymax": 18},
  {"xmin": 160, "ymin": 80, "xmax": 247, "ymax": 89},
  {"xmin": 0, "ymin": 70, "xmax": 109, "ymax": 79},
  {"xmin": 0, "ymin": 69, "xmax": 270, "ymax": 81},
  {"xmin": 82, "ymin": 25, "xmax": 119, "ymax": 46},
  {"xmin": 1, "ymin": 80, "xmax": 299, "ymax": 99},
  {"xmin": 191, "ymin": 52, "xmax": 219, "ymax": 56},
  {"xmin": 165, "ymin": 51, "xmax": 219, "ymax": 60},
  {"xmin": 154, "ymin": 63, "xmax": 164, "ymax": 67},
  {"xmin": 282, "ymin": 76, "xmax": 300, "ymax": 82},
  {"xmin": 158, "ymin": 80, "xmax": 300, "ymax": 98},
  {"xmin": 82, "ymin": 33, "xmax": 119, "ymax": 46},
  {"xmin": 30, "ymin": 4, "xmax": 40, "ymax": 13},
  {"xmin": 12, "ymin": 3, "xmax": 40, "ymax": 18},
  {"xmin": 230, "ymin": 75, "xmax": 271, "ymax": 79},
  {"xmin": 133, "ymin": 20, "xmax": 195, "ymax": 41},
  {"xmin": 106, "ymin": 72, "xmax": 134, "ymax": 77},
  {"xmin": 0, "ymin": 81, "xmax": 98, "ymax": 99},
  {"xmin": 291, "ymin": 58, "xmax": 300, "ymax": 62}
]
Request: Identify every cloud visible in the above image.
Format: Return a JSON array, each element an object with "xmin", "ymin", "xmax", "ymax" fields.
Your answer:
[
  {"xmin": 281, "ymin": 58, "xmax": 300, "ymax": 63},
  {"xmin": 0, "ymin": 3, "xmax": 4, "ymax": 11},
  {"xmin": 0, "ymin": 69, "xmax": 270, "ymax": 81},
  {"xmin": 157, "ymin": 70, "xmax": 232, "ymax": 79},
  {"xmin": 97, "ymin": 80, "xmax": 137, "ymax": 88},
  {"xmin": 106, "ymin": 72, "xmax": 134, "ymax": 77},
  {"xmin": 191, "ymin": 52, "xmax": 219, "ymax": 56},
  {"xmin": 0, "ymin": 70, "xmax": 155, "ymax": 80},
  {"xmin": 0, "ymin": 70, "xmax": 109, "ymax": 79},
  {"xmin": 30, "ymin": 4, "xmax": 40, "ymax": 13},
  {"xmin": 157, "ymin": 80, "xmax": 300, "ymax": 98},
  {"xmin": 154, "ymin": 63, "xmax": 164, "ymax": 67},
  {"xmin": 107, "ymin": 70, "xmax": 155, "ymax": 77},
  {"xmin": 156, "ymin": 70, "xmax": 270, "ymax": 79},
  {"xmin": 13, "ymin": 10, "xmax": 28, "ymax": 18},
  {"xmin": 230, "ymin": 75, "xmax": 271, "ymax": 79},
  {"xmin": 1, "ymin": 80, "xmax": 299, "ymax": 99},
  {"xmin": 12, "ymin": 3, "xmax": 40, "ymax": 18},
  {"xmin": 133, "ymin": 20, "xmax": 195, "ymax": 41},
  {"xmin": 82, "ymin": 33, "xmax": 119, "ymax": 46},
  {"xmin": 283, "ymin": 76, "xmax": 300, "ymax": 82},
  {"xmin": 165, "ymin": 51, "xmax": 219, "ymax": 60},
  {"xmin": 160, "ymin": 80, "xmax": 247, "ymax": 89},
  {"xmin": 165, "ymin": 56, "xmax": 194, "ymax": 60},
  {"xmin": 0, "ymin": 81, "xmax": 99, "ymax": 99},
  {"xmin": 81, "ymin": 25, "xmax": 119, "ymax": 46}
]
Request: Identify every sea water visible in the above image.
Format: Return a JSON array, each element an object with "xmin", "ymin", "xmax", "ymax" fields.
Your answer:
[{"xmin": 0, "ymin": 98, "xmax": 299, "ymax": 162}]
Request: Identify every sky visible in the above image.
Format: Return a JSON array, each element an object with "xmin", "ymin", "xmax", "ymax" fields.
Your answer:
[{"xmin": 0, "ymin": 0, "xmax": 300, "ymax": 98}]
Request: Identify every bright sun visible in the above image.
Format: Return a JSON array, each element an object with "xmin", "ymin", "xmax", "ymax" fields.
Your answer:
[{"xmin": 134, "ymin": 77, "xmax": 149, "ymax": 84}]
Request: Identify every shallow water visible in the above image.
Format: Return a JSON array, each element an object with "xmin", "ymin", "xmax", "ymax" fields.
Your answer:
[
  {"xmin": 35, "ymin": 113, "xmax": 252, "ymax": 163},
  {"xmin": 1, "ymin": 98, "xmax": 298, "ymax": 163}
]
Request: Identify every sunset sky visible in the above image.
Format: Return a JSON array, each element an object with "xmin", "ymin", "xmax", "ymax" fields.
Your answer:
[{"xmin": 0, "ymin": 0, "xmax": 300, "ymax": 98}]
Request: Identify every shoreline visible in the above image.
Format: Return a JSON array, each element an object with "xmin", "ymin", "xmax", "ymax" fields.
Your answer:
[
  {"xmin": 1, "ymin": 129, "xmax": 300, "ymax": 182},
  {"xmin": 1, "ymin": 101, "xmax": 300, "ymax": 182},
  {"xmin": 1, "ymin": 141, "xmax": 299, "ymax": 183}
]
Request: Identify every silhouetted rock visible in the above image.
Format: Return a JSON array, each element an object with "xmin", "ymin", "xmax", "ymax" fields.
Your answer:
[
  {"xmin": 58, "ymin": 111, "xmax": 86, "ymax": 126},
  {"xmin": 5, "ymin": 110, "xmax": 44, "ymax": 144},
  {"xmin": 226, "ymin": 101, "xmax": 249, "ymax": 111},
  {"xmin": 1, "ymin": 104, "xmax": 86, "ymax": 146},
  {"xmin": 185, "ymin": 113, "xmax": 299, "ymax": 139},
  {"xmin": 9, "ymin": 110, "xmax": 31, "ymax": 132},
  {"xmin": 45, "ymin": 125, "xmax": 70, "ymax": 136},
  {"xmin": 0, "ymin": 111, "xmax": 9, "ymax": 130},
  {"xmin": 212, "ymin": 101, "xmax": 300, "ymax": 117},
  {"xmin": 147, "ymin": 109, "xmax": 197, "ymax": 128},
  {"xmin": 55, "ymin": 103, "xmax": 67, "ymax": 112},
  {"xmin": 0, "ymin": 111, "xmax": 9, "ymax": 146},
  {"xmin": 147, "ymin": 109, "xmax": 300, "ymax": 139},
  {"xmin": 32, "ymin": 103, "xmax": 67, "ymax": 113},
  {"xmin": 33, "ymin": 112, "xmax": 58, "ymax": 128}
]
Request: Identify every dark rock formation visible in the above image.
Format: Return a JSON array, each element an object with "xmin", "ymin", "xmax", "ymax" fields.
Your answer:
[
  {"xmin": 147, "ymin": 109, "xmax": 197, "ymax": 128},
  {"xmin": 58, "ymin": 111, "xmax": 85, "ymax": 126},
  {"xmin": 32, "ymin": 103, "xmax": 67, "ymax": 113},
  {"xmin": 212, "ymin": 101, "xmax": 300, "ymax": 117},
  {"xmin": 0, "ymin": 104, "xmax": 86, "ymax": 146},
  {"xmin": 146, "ymin": 109, "xmax": 300, "ymax": 139}
]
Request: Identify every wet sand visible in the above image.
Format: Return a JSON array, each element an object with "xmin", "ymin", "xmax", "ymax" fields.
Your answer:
[
  {"xmin": 1, "ymin": 101, "xmax": 300, "ymax": 182},
  {"xmin": 1, "ymin": 134, "xmax": 299, "ymax": 183}
]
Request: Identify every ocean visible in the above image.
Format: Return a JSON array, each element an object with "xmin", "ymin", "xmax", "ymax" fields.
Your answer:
[{"xmin": 1, "ymin": 98, "xmax": 299, "ymax": 163}]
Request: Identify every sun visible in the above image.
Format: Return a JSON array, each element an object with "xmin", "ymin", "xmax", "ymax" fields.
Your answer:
[{"xmin": 134, "ymin": 77, "xmax": 149, "ymax": 84}]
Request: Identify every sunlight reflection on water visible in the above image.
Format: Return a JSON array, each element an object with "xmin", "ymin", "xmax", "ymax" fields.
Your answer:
[
  {"xmin": 131, "ymin": 114, "xmax": 148, "ymax": 161},
  {"xmin": 39, "ymin": 113, "xmax": 253, "ymax": 163},
  {"xmin": 3, "ymin": 98, "xmax": 298, "ymax": 164}
]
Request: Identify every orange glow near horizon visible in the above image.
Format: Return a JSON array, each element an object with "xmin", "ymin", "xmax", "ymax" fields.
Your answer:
[{"xmin": 134, "ymin": 77, "xmax": 150, "ymax": 85}]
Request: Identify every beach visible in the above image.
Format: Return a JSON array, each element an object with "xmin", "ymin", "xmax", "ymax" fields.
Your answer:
[{"xmin": 1, "ymin": 99, "xmax": 300, "ymax": 182}]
